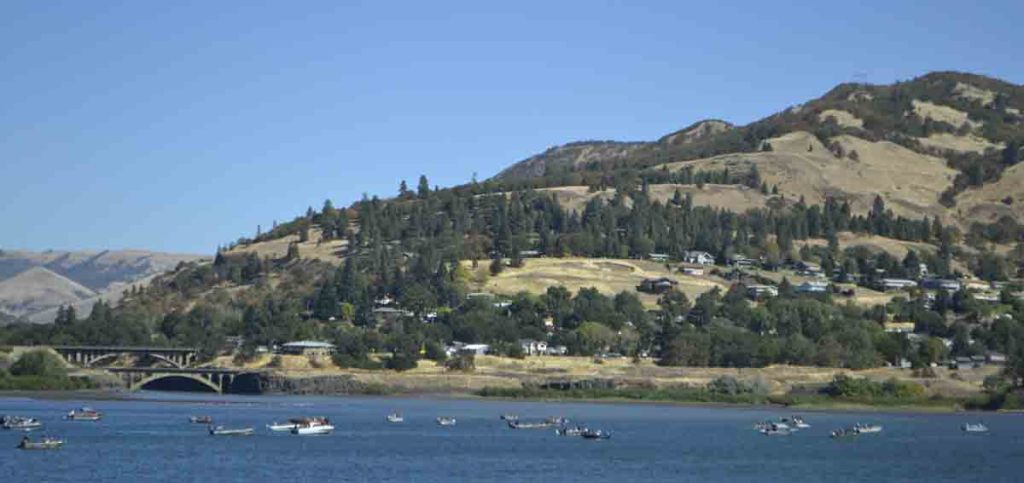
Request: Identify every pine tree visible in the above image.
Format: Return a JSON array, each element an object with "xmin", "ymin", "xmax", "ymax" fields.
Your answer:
[{"xmin": 417, "ymin": 175, "xmax": 430, "ymax": 199}]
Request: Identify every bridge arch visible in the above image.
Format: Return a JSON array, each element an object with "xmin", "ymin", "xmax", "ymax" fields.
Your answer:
[{"xmin": 131, "ymin": 374, "xmax": 222, "ymax": 393}]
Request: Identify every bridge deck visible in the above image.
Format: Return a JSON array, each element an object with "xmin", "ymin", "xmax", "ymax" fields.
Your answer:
[
  {"xmin": 101, "ymin": 367, "xmax": 243, "ymax": 375},
  {"xmin": 54, "ymin": 346, "xmax": 199, "ymax": 353}
]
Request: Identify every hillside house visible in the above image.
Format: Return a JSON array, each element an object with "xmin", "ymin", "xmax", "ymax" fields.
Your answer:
[
  {"xmin": 637, "ymin": 277, "xmax": 678, "ymax": 294},
  {"xmin": 795, "ymin": 261, "xmax": 823, "ymax": 277},
  {"xmin": 680, "ymin": 265, "xmax": 705, "ymax": 276},
  {"xmin": 648, "ymin": 253, "xmax": 670, "ymax": 262},
  {"xmin": 795, "ymin": 280, "xmax": 829, "ymax": 294},
  {"xmin": 682, "ymin": 251, "xmax": 715, "ymax": 265},
  {"xmin": 879, "ymin": 278, "xmax": 918, "ymax": 291},
  {"xmin": 920, "ymin": 278, "xmax": 961, "ymax": 292},
  {"xmin": 746, "ymin": 284, "xmax": 779, "ymax": 299},
  {"xmin": 730, "ymin": 254, "xmax": 758, "ymax": 268},
  {"xmin": 279, "ymin": 340, "xmax": 336, "ymax": 357},
  {"xmin": 519, "ymin": 339, "xmax": 549, "ymax": 356}
]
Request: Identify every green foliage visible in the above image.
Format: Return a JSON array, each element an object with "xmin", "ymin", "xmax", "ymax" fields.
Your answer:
[
  {"xmin": 10, "ymin": 350, "xmax": 66, "ymax": 378},
  {"xmin": 824, "ymin": 374, "xmax": 925, "ymax": 401}
]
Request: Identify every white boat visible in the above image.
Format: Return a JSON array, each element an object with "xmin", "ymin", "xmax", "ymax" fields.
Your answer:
[
  {"xmin": 760, "ymin": 423, "xmax": 791, "ymax": 436},
  {"xmin": 386, "ymin": 413, "xmax": 404, "ymax": 423},
  {"xmin": 2, "ymin": 416, "xmax": 43, "ymax": 431},
  {"xmin": 786, "ymin": 416, "xmax": 811, "ymax": 429},
  {"xmin": 209, "ymin": 425, "xmax": 254, "ymax": 436},
  {"xmin": 853, "ymin": 423, "xmax": 882, "ymax": 434},
  {"xmin": 436, "ymin": 417, "xmax": 456, "ymax": 426},
  {"xmin": 267, "ymin": 421, "xmax": 300, "ymax": 432},
  {"xmin": 962, "ymin": 423, "xmax": 989, "ymax": 433},
  {"xmin": 65, "ymin": 407, "xmax": 102, "ymax": 421},
  {"xmin": 291, "ymin": 418, "xmax": 334, "ymax": 435},
  {"xmin": 17, "ymin": 436, "xmax": 63, "ymax": 450}
]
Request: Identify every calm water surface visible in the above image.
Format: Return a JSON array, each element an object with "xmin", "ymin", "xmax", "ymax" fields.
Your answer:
[{"xmin": 2, "ymin": 392, "xmax": 1021, "ymax": 482}]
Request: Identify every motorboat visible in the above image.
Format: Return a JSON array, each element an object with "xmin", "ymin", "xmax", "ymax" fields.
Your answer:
[
  {"xmin": 784, "ymin": 416, "xmax": 811, "ymax": 429},
  {"xmin": 267, "ymin": 418, "xmax": 312, "ymax": 432},
  {"xmin": 2, "ymin": 416, "xmax": 43, "ymax": 431},
  {"xmin": 555, "ymin": 426, "xmax": 586, "ymax": 436},
  {"xmin": 291, "ymin": 418, "xmax": 334, "ymax": 435},
  {"xmin": 852, "ymin": 423, "xmax": 883, "ymax": 434},
  {"xmin": 962, "ymin": 423, "xmax": 989, "ymax": 433},
  {"xmin": 760, "ymin": 423, "xmax": 791, "ymax": 436},
  {"xmin": 830, "ymin": 428, "xmax": 858, "ymax": 439},
  {"xmin": 17, "ymin": 436, "xmax": 63, "ymax": 450},
  {"xmin": 209, "ymin": 425, "xmax": 254, "ymax": 436},
  {"xmin": 189, "ymin": 416, "xmax": 213, "ymax": 424},
  {"xmin": 499, "ymin": 413, "xmax": 518, "ymax": 421},
  {"xmin": 508, "ymin": 420, "xmax": 554, "ymax": 429},
  {"xmin": 580, "ymin": 429, "xmax": 611, "ymax": 440},
  {"xmin": 65, "ymin": 407, "xmax": 102, "ymax": 421},
  {"xmin": 436, "ymin": 417, "xmax": 457, "ymax": 426},
  {"xmin": 386, "ymin": 413, "xmax": 404, "ymax": 423}
]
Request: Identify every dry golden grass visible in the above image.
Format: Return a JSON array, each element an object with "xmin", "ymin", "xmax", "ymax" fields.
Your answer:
[
  {"xmin": 817, "ymin": 109, "xmax": 864, "ymax": 129},
  {"xmin": 227, "ymin": 227, "xmax": 347, "ymax": 264},
  {"xmin": 917, "ymin": 133, "xmax": 1000, "ymax": 154},
  {"xmin": 657, "ymin": 131, "xmax": 957, "ymax": 222},
  {"xmin": 912, "ymin": 99, "xmax": 977, "ymax": 128},
  {"xmin": 461, "ymin": 257, "xmax": 727, "ymax": 308},
  {"xmin": 953, "ymin": 82, "xmax": 997, "ymax": 105},
  {"xmin": 956, "ymin": 163, "xmax": 1024, "ymax": 224}
]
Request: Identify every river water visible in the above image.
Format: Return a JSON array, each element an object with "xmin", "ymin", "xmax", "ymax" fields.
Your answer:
[{"xmin": 2, "ymin": 392, "xmax": 1021, "ymax": 482}]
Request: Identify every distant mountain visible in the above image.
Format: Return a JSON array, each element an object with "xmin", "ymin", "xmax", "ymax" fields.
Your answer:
[{"xmin": 0, "ymin": 249, "xmax": 207, "ymax": 323}]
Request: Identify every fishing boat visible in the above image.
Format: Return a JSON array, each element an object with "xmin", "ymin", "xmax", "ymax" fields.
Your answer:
[
  {"xmin": 209, "ymin": 425, "xmax": 254, "ymax": 436},
  {"xmin": 830, "ymin": 428, "xmax": 858, "ymax": 439},
  {"xmin": 2, "ymin": 416, "xmax": 43, "ymax": 431},
  {"xmin": 266, "ymin": 418, "xmax": 311, "ymax": 432},
  {"xmin": 17, "ymin": 436, "xmax": 63, "ymax": 450},
  {"xmin": 65, "ymin": 407, "xmax": 102, "ymax": 421},
  {"xmin": 386, "ymin": 413, "xmax": 404, "ymax": 423},
  {"xmin": 580, "ymin": 429, "xmax": 611, "ymax": 440},
  {"xmin": 760, "ymin": 423, "xmax": 791, "ymax": 436},
  {"xmin": 508, "ymin": 420, "xmax": 554, "ymax": 429},
  {"xmin": 784, "ymin": 416, "xmax": 811, "ymax": 429},
  {"xmin": 291, "ymin": 418, "xmax": 334, "ymax": 435},
  {"xmin": 188, "ymin": 416, "xmax": 213, "ymax": 424},
  {"xmin": 962, "ymin": 423, "xmax": 989, "ymax": 433},
  {"xmin": 436, "ymin": 417, "xmax": 457, "ymax": 426},
  {"xmin": 555, "ymin": 426, "xmax": 586, "ymax": 436},
  {"xmin": 852, "ymin": 423, "xmax": 883, "ymax": 434}
]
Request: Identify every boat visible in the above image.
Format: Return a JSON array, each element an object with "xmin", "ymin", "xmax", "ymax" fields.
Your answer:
[
  {"xmin": 386, "ymin": 413, "xmax": 404, "ymax": 423},
  {"xmin": 2, "ymin": 416, "xmax": 43, "ymax": 431},
  {"xmin": 830, "ymin": 428, "xmax": 858, "ymax": 439},
  {"xmin": 499, "ymin": 413, "xmax": 518, "ymax": 421},
  {"xmin": 555, "ymin": 426, "xmax": 586, "ymax": 436},
  {"xmin": 65, "ymin": 407, "xmax": 102, "ymax": 421},
  {"xmin": 962, "ymin": 423, "xmax": 989, "ymax": 433},
  {"xmin": 266, "ymin": 417, "xmax": 313, "ymax": 432},
  {"xmin": 760, "ymin": 423, "xmax": 791, "ymax": 436},
  {"xmin": 209, "ymin": 425, "xmax": 254, "ymax": 436},
  {"xmin": 291, "ymin": 418, "xmax": 334, "ymax": 435},
  {"xmin": 784, "ymin": 416, "xmax": 811, "ymax": 429},
  {"xmin": 436, "ymin": 417, "xmax": 457, "ymax": 426},
  {"xmin": 852, "ymin": 423, "xmax": 883, "ymax": 434},
  {"xmin": 545, "ymin": 416, "xmax": 570, "ymax": 425},
  {"xmin": 17, "ymin": 436, "xmax": 63, "ymax": 450},
  {"xmin": 508, "ymin": 420, "xmax": 554, "ymax": 429},
  {"xmin": 189, "ymin": 416, "xmax": 213, "ymax": 424},
  {"xmin": 580, "ymin": 429, "xmax": 611, "ymax": 440}
]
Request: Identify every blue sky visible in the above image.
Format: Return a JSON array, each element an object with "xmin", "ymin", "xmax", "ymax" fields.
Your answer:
[{"xmin": 1, "ymin": 0, "xmax": 1021, "ymax": 254}]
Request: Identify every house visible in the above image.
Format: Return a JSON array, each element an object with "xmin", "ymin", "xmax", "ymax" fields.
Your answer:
[
  {"xmin": 973, "ymin": 292, "xmax": 1000, "ymax": 303},
  {"xmin": 636, "ymin": 277, "xmax": 678, "ymax": 294},
  {"xmin": 372, "ymin": 307, "xmax": 414, "ymax": 327},
  {"xmin": 988, "ymin": 353, "xmax": 1007, "ymax": 365},
  {"xmin": 648, "ymin": 253, "xmax": 670, "ymax": 262},
  {"xmin": 730, "ymin": 254, "xmax": 758, "ymax": 268},
  {"xmin": 920, "ymin": 278, "xmax": 961, "ymax": 292},
  {"xmin": 879, "ymin": 278, "xmax": 918, "ymax": 291},
  {"xmin": 374, "ymin": 294, "xmax": 396, "ymax": 306},
  {"xmin": 460, "ymin": 343, "xmax": 490, "ymax": 356},
  {"xmin": 883, "ymin": 321, "xmax": 916, "ymax": 333},
  {"xmin": 682, "ymin": 251, "xmax": 715, "ymax": 265},
  {"xmin": 519, "ymin": 339, "xmax": 548, "ymax": 356},
  {"xmin": 964, "ymin": 279, "xmax": 992, "ymax": 291},
  {"xmin": 795, "ymin": 261, "xmax": 822, "ymax": 276},
  {"xmin": 545, "ymin": 345, "xmax": 568, "ymax": 356},
  {"xmin": 279, "ymin": 340, "xmax": 336, "ymax": 357},
  {"xmin": 746, "ymin": 284, "xmax": 779, "ymax": 299},
  {"xmin": 795, "ymin": 280, "xmax": 829, "ymax": 294},
  {"xmin": 518, "ymin": 250, "xmax": 542, "ymax": 258},
  {"xmin": 679, "ymin": 265, "xmax": 704, "ymax": 276}
]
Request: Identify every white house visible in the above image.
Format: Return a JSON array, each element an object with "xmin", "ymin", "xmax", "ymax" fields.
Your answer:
[
  {"xmin": 519, "ymin": 339, "xmax": 549, "ymax": 356},
  {"xmin": 279, "ymin": 340, "xmax": 336, "ymax": 357},
  {"xmin": 880, "ymin": 278, "xmax": 918, "ymax": 291},
  {"xmin": 746, "ymin": 284, "xmax": 779, "ymax": 299},
  {"xmin": 648, "ymin": 253, "xmax": 670, "ymax": 262},
  {"xmin": 682, "ymin": 251, "xmax": 715, "ymax": 265}
]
